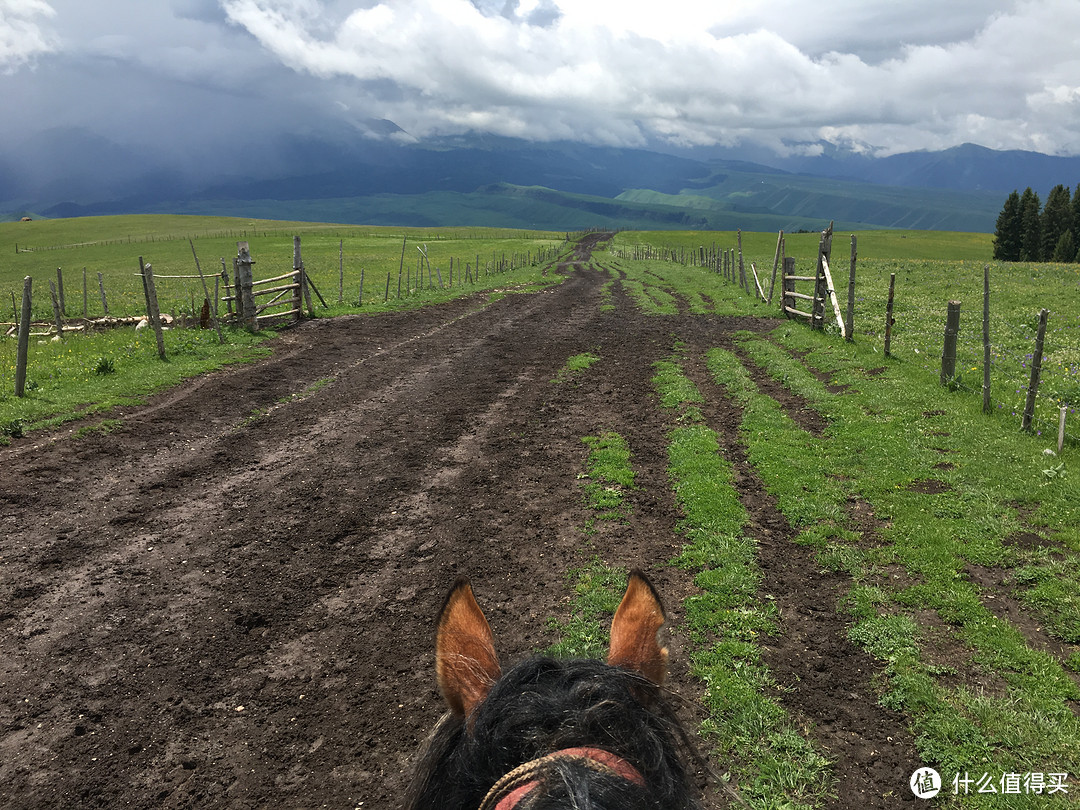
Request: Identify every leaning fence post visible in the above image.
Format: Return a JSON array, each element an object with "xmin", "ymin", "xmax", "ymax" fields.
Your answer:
[
  {"xmin": 139, "ymin": 258, "xmax": 167, "ymax": 360},
  {"xmin": 767, "ymin": 230, "xmax": 783, "ymax": 304},
  {"xmin": 1059, "ymin": 405, "xmax": 1068, "ymax": 453},
  {"xmin": 982, "ymin": 265, "xmax": 992, "ymax": 414},
  {"xmin": 15, "ymin": 277, "xmax": 32, "ymax": 397},
  {"xmin": 940, "ymin": 301, "xmax": 961, "ymax": 386},
  {"xmin": 190, "ymin": 239, "xmax": 224, "ymax": 344},
  {"xmin": 884, "ymin": 273, "xmax": 896, "ymax": 357},
  {"xmin": 1021, "ymin": 309, "xmax": 1049, "ymax": 433}
]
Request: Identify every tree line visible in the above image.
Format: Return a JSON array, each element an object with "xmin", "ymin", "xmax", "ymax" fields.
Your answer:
[{"xmin": 993, "ymin": 183, "xmax": 1080, "ymax": 262}]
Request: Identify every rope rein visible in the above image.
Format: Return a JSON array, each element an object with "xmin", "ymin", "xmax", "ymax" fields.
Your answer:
[{"xmin": 478, "ymin": 746, "xmax": 644, "ymax": 810}]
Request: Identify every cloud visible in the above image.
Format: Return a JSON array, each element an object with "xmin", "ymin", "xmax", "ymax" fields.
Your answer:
[
  {"xmin": 218, "ymin": 0, "xmax": 1080, "ymax": 156},
  {"xmin": 0, "ymin": 0, "xmax": 57, "ymax": 72}
]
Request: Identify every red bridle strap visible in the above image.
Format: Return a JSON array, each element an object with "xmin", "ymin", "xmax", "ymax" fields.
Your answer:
[{"xmin": 479, "ymin": 746, "xmax": 645, "ymax": 810}]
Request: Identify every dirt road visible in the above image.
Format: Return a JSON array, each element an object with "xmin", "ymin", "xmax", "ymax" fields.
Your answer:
[{"xmin": 0, "ymin": 234, "xmax": 915, "ymax": 808}]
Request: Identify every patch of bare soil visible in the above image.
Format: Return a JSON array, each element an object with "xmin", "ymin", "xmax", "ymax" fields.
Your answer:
[{"xmin": 0, "ymin": 235, "xmax": 914, "ymax": 809}]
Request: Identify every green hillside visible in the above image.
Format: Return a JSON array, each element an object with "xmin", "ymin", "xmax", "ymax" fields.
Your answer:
[{"xmin": 637, "ymin": 166, "xmax": 1004, "ymax": 232}]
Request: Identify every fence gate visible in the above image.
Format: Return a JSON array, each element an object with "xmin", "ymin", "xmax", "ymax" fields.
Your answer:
[
  {"xmin": 780, "ymin": 224, "xmax": 846, "ymax": 337},
  {"xmin": 223, "ymin": 240, "xmax": 304, "ymax": 329}
]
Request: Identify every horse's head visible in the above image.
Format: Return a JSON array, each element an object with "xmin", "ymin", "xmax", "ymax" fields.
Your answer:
[{"xmin": 405, "ymin": 571, "xmax": 702, "ymax": 810}]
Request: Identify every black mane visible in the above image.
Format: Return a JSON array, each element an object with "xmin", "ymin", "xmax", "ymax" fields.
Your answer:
[{"xmin": 405, "ymin": 656, "xmax": 702, "ymax": 810}]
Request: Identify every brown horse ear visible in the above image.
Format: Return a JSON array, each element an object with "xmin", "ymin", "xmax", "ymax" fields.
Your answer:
[
  {"xmin": 435, "ymin": 578, "xmax": 502, "ymax": 717},
  {"xmin": 608, "ymin": 570, "xmax": 668, "ymax": 686}
]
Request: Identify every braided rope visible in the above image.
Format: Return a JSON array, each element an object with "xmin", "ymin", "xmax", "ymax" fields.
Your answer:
[{"xmin": 478, "ymin": 747, "xmax": 643, "ymax": 810}]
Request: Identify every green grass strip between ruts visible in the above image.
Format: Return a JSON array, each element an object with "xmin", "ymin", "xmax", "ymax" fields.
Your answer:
[{"xmin": 652, "ymin": 357, "xmax": 834, "ymax": 809}]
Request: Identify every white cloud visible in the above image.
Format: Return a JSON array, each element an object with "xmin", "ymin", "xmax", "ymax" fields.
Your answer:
[
  {"xmin": 2, "ymin": 0, "xmax": 1079, "ymax": 171},
  {"xmin": 216, "ymin": 0, "xmax": 1080, "ymax": 155},
  {"xmin": 0, "ymin": 0, "xmax": 57, "ymax": 72}
]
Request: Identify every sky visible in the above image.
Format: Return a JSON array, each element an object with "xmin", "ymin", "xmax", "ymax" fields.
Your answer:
[{"xmin": 2, "ymin": 0, "xmax": 1079, "ymax": 180}]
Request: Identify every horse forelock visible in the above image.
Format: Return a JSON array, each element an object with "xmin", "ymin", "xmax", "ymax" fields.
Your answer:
[{"xmin": 404, "ymin": 656, "xmax": 701, "ymax": 810}]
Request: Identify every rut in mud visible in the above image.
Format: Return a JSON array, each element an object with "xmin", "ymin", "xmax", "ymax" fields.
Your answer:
[{"xmin": 1, "ymin": 234, "xmax": 915, "ymax": 808}]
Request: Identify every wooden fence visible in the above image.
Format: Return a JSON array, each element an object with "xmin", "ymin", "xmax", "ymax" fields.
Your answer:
[
  {"xmin": 780, "ymin": 223, "xmax": 853, "ymax": 339},
  {"xmin": 222, "ymin": 238, "xmax": 313, "ymax": 329}
]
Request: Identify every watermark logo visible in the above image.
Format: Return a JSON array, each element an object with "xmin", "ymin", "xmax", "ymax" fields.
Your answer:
[
  {"xmin": 912, "ymin": 767, "xmax": 1071, "ymax": 799},
  {"xmin": 910, "ymin": 768, "xmax": 942, "ymax": 799}
]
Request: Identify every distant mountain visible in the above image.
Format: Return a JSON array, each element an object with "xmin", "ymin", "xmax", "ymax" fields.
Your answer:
[
  {"xmin": 774, "ymin": 143, "xmax": 1080, "ymax": 194},
  {"xmin": 3, "ymin": 129, "xmax": 1075, "ymax": 231}
]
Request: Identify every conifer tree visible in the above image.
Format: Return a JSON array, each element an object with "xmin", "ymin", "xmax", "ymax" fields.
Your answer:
[
  {"xmin": 1073, "ymin": 182, "xmax": 1080, "ymax": 247},
  {"xmin": 1051, "ymin": 230, "xmax": 1077, "ymax": 263},
  {"xmin": 993, "ymin": 190, "xmax": 1022, "ymax": 261},
  {"xmin": 1040, "ymin": 184, "xmax": 1073, "ymax": 260},
  {"xmin": 1018, "ymin": 187, "xmax": 1042, "ymax": 262}
]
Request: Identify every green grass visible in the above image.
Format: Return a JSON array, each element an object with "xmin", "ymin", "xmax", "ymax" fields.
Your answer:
[
  {"xmin": 546, "ymin": 557, "xmax": 629, "ymax": 661},
  {"xmin": 609, "ymin": 229, "xmax": 1080, "ymax": 439},
  {"xmin": 552, "ymin": 351, "xmax": 601, "ymax": 383},
  {"xmin": 579, "ymin": 431, "xmax": 635, "ymax": 518},
  {"xmin": 0, "ymin": 215, "xmax": 571, "ymax": 434},
  {"xmin": 1, "ymin": 215, "xmax": 567, "ymax": 322},
  {"xmin": 652, "ymin": 356, "xmax": 834, "ymax": 809},
  {"xmin": 703, "ymin": 328, "xmax": 1080, "ymax": 807},
  {"xmin": 0, "ymin": 326, "xmax": 272, "ymax": 439},
  {"xmin": 547, "ymin": 429, "xmax": 637, "ymax": 659}
]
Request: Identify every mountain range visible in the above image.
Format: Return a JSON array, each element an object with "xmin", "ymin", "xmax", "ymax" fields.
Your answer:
[{"xmin": 4, "ymin": 129, "xmax": 1079, "ymax": 233}]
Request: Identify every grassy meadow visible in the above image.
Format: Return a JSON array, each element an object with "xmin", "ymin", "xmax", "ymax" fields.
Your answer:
[
  {"xmin": 610, "ymin": 229, "xmax": 1080, "ymax": 440},
  {"xmin": 0, "ymin": 215, "xmax": 567, "ymax": 437}
]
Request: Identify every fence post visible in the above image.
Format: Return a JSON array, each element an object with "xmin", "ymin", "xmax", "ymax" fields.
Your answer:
[
  {"xmin": 339, "ymin": 239, "xmax": 344, "ymax": 304},
  {"xmin": 139, "ymin": 258, "xmax": 167, "ymax": 360},
  {"xmin": 221, "ymin": 258, "xmax": 234, "ymax": 316},
  {"xmin": 940, "ymin": 301, "xmax": 961, "ymax": 386},
  {"xmin": 56, "ymin": 267, "xmax": 66, "ymax": 316},
  {"xmin": 15, "ymin": 277, "xmax": 32, "ymax": 397},
  {"xmin": 885, "ymin": 273, "xmax": 896, "ymax": 357},
  {"xmin": 1021, "ymin": 309, "xmax": 1049, "ymax": 432},
  {"xmin": 812, "ymin": 224, "xmax": 833, "ymax": 330},
  {"xmin": 780, "ymin": 257, "xmax": 795, "ymax": 316},
  {"xmin": 48, "ymin": 281, "xmax": 64, "ymax": 338},
  {"xmin": 1059, "ymin": 406, "xmax": 1067, "ymax": 453},
  {"xmin": 767, "ymin": 230, "xmax": 783, "ymax": 304},
  {"xmin": 82, "ymin": 267, "xmax": 88, "ymax": 318},
  {"xmin": 737, "ymin": 230, "xmax": 747, "ymax": 292},
  {"xmin": 190, "ymin": 239, "xmax": 224, "ymax": 344},
  {"xmin": 235, "ymin": 242, "xmax": 258, "ymax": 330},
  {"xmin": 982, "ymin": 265, "xmax": 992, "ymax": 414},
  {"xmin": 845, "ymin": 235, "xmax": 857, "ymax": 341},
  {"xmin": 97, "ymin": 272, "xmax": 109, "ymax": 316}
]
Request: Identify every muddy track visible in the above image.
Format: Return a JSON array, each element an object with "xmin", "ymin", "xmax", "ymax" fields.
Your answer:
[{"xmin": 2, "ymin": 235, "xmax": 913, "ymax": 808}]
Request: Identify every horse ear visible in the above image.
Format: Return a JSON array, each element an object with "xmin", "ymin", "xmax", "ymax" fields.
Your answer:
[
  {"xmin": 608, "ymin": 570, "xmax": 668, "ymax": 686},
  {"xmin": 435, "ymin": 578, "xmax": 502, "ymax": 718}
]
